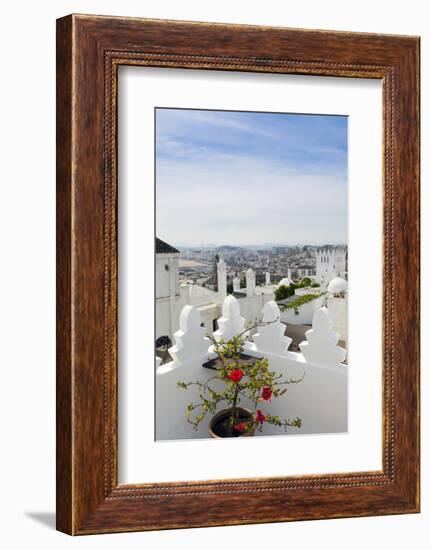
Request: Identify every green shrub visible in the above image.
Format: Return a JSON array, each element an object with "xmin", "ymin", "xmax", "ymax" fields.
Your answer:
[
  {"xmin": 280, "ymin": 293, "xmax": 324, "ymax": 313},
  {"xmin": 274, "ymin": 284, "xmax": 295, "ymax": 301}
]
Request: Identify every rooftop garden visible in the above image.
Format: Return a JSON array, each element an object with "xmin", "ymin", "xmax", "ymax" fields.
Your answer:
[{"xmin": 279, "ymin": 293, "xmax": 324, "ymax": 314}]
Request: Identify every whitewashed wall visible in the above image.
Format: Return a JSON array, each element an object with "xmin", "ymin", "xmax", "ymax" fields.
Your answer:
[
  {"xmin": 238, "ymin": 292, "xmax": 274, "ymax": 333},
  {"xmin": 327, "ymin": 295, "xmax": 348, "ymax": 343},
  {"xmin": 279, "ymin": 295, "xmax": 325, "ymax": 325},
  {"xmin": 155, "ymin": 254, "xmax": 181, "ymax": 342},
  {"xmin": 156, "ymin": 297, "xmax": 347, "ymax": 440}
]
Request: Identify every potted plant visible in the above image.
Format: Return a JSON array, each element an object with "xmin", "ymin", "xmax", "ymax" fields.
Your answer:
[{"xmin": 177, "ymin": 330, "xmax": 303, "ymax": 438}]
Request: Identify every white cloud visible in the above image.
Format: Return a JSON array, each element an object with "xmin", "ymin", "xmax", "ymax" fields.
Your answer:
[
  {"xmin": 156, "ymin": 154, "xmax": 347, "ymax": 247},
  {"xmin": 157, "ymin": 108, "xmax": 277, "ymax": 140}
]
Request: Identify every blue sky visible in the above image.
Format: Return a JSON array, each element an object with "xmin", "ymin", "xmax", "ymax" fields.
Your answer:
[{"xmin": 155, "ymin": 108, "xmax": 347, "ymax": 247}]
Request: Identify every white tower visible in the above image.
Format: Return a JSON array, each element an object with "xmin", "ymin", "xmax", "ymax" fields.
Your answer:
[
  {"xmin": 217, "ymin": 258, "xmax": 227, "ymax": 302},
  {"xmin": 246, "ymin": 268, "xmax": 256, "ymax": 297},
  {"xmin": 155, "ymin": 238, "xmax": 181, "ymax": 342},
  {"xmin": 315, "ymin": 246, "xmax": 347, "ymax": 287}
]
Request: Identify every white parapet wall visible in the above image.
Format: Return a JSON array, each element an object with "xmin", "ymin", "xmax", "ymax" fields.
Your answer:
[
  {"xmin": 279, "ymin": 294, "xmax": 325, "ymax": 325},
  {"xmin": 156, "ymin": 296, "xmax": 347, "ymax": 441}
]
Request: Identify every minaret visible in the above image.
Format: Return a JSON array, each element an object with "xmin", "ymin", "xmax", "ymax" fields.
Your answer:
[
  {"xmin": 213, "ymin": 253, "xmax": 220, "ymax": 290},
  {"xmin": 265, "ymin": 272, "xmax": 271, "ymax": 286},
  {"xmin": 217, "ymin": 258, "xmax": 227, "ymax": 301},
  {"xmin": 246, "ymin": 268, "xmax": 256, "ymax": 297},
  {"xmin": 287, "ymin": 268, "xmax": 292, "ymax": 280},
  {"xmin": 233, "ymin": 274, "xmax": 241, "ymax": 292}
]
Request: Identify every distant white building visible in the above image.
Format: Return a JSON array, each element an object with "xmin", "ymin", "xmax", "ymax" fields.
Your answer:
[
  {"xmin": 315, "ymin": 246, "xmax": 347, "ymax": 287},
  {"xmin": 155, "ymin": 238, "xmax": 181, "ymax": 344},
  {"xmin": 295, "ymin": 265, "xmax": 315, "ymax": 278}
]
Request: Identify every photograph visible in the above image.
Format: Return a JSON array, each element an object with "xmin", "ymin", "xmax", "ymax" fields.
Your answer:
[{"xmin": 155, "ymin": 107, "xmax": 349, "ymax": 440}]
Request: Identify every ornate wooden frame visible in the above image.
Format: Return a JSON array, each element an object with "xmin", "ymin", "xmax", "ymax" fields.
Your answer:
[{"xmin": 56, "ymin": 14, "xmax": 420, "ymax": 535}]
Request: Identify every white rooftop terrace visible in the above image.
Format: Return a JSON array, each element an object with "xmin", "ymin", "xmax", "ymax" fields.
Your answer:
[{"xmin": 156, "ymin": 295, "xmax": 347, "ymax": 441}]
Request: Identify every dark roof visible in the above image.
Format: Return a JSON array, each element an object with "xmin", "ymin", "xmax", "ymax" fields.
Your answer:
[{"xmin": 156, "ymin": 238, "xmax": 180, "ymax": 255}]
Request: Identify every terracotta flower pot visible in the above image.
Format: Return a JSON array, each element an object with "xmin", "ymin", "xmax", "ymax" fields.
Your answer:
[{"xmin": 209, "ymin": 407, "xmax": 255, "ymax": 438}]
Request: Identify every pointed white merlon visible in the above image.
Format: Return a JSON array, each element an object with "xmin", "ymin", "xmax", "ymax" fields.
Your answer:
[
  {"xmin": 299, "ymin": 307, "xmax": 346, "ymax": 366},
  {"xmin": 168, "ymin": 305, "xmax": 210, "ymax": 365},
  {"xmin": 214, "ymin": 295, "xmax": 247, "ymax": 341},
  {"xmin": 253, "ymin": 301, "xmax": 292, "ymax": 355}
]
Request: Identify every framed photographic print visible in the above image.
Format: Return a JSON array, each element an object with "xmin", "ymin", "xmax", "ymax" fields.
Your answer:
[{"xmin": 56, "ymin": 14, "xmax": 420, "ymax": 534}]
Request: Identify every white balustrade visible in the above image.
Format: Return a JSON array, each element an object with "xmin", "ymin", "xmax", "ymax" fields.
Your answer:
[{"xmin": 156, "ymin": 299, "xmax": 348, "ymax": 440}]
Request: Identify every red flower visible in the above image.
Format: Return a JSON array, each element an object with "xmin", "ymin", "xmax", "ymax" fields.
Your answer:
[
  {"xmin": 261, "ymin": 386, "xmax": 273, "ymax": 400},
  {"xmin": 228, "ymin": 369, "xmax": 244, "ymax": 383},
  {"xmin": 234, "ymin": 422, "xmax": 247, "ymax": 433},
  {"xmin": 256, "ymin": 409, "xmax": 266, "ymax": 424}
]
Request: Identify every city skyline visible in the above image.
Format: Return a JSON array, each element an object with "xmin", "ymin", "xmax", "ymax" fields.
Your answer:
[
  {"xmin": 160, "ymin": 240, "xmax": 348, "ymax": 249},
  {"xmin": 156, "ymin": 108, "xmax": 348, "ymax": 247}
]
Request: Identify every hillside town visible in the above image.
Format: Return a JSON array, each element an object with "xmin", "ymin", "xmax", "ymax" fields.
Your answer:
[
  {"xmin": 177, "ymin": 243, "xmax": 342, "ymax": 286},
  {"xmin": 156, "ymin": 238, "xmax": 348, "ymax": 363}
]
